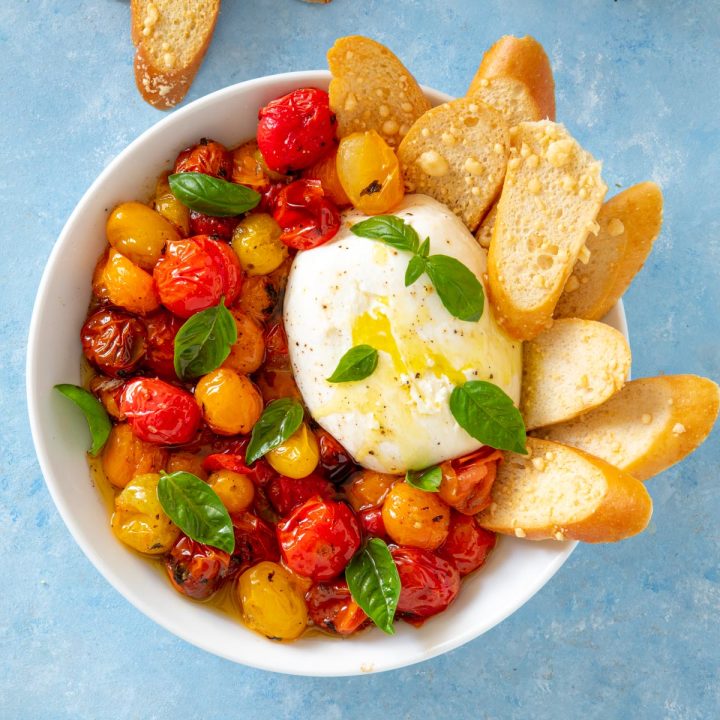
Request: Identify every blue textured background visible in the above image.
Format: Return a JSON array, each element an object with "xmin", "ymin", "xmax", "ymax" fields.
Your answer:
[{"xmin": 2, "ymin": 1, "xmax": 719, "ymax": 717}]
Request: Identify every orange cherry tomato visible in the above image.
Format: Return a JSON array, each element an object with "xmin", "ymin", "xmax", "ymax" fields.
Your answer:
[{"xmin": 439, "ymin": 447, "xmax": 502, "ymax": 515}]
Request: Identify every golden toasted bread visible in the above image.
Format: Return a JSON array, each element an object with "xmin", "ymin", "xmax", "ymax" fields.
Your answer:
[
  {"xmin": 475, "ymin": 203, "xmax": 497, "ymax": 249},
  {"xmin": 467, "ymin": 75, "xmax": 542, "ymax": 127}
]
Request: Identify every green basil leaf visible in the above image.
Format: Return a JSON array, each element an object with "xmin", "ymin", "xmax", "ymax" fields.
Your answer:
[
  {"xmin": 350, "ymin": 215, "xmax": 420, "ymax": 253},
  {"xmin": 405, "ymin": 465, "xmax": 442, "ymax": 492},
  {"xmin": 54, "ymin": 384, "xmax": 111, "ymax": 456},
  {"xmin": 425, "ymin": 254, "xmax": 485, "ymax": 322},
  {"xmin": 157, "ymin": 472, "xmax": 235, "ymax": 553},
  {"xmin": 404, "ymin": 255, "xmax": 427, "ymax": 287},
  {"xmin": 169, "ymin": 172, "xmax": 260, "ymax": 217},
  {"xmin": 174, "ymin": 300, "xmax": 237, "ymax": 379},
  {"xmin": 449, "ymin": 380, "xmax": 527, "ymax": 454},
  {"xmin": 345, "ymin": 538, "xmax": 400, "ymax": 635},
  {"xmin": 327, "ymin": 345, "xmax": 378, "ymax": 383},
  {"xmin": 245, "ymin": 398, "xmax": 304, "ymax": 465},
  {"xmin": 418, "ymin": 236, "xmax": 430, "ymax": 258}
]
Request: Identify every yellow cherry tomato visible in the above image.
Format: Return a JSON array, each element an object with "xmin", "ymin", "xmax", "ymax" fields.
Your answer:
[
  {"xmin": 231, "ymin": 141, "xmax": 269, "ymax": 189},
  {"xmin": 266, "ymin": 423, "xmax": 319, "ymax": 479},
  {"xmin": 106, "ymin": 201, "xmax": 180, "ymax": 269},
  {"xmin": 166, "ymin": 451, "xmax": 208, "ymax": 481},
  {"xmin": 153, "ymin": 172, "xmax": 190, "ymax": 236},
  {"xmin": 345, "ymin": 470, "xmax": 397, "ymax": 511},
  {"xmin": 231, "ymin": 213, "xmax": 288, "ymax": 276},
  {"xmin": 111, "ymin": 473, "xmax": 180, "ymax": 554},
  {"xmin": 237, "ymin": 561, "xmax": 308, "ymax": 640},
  {"xmin": 101, "ymin": 249, "xmax": 160, "ymax": 315},
  {"xmin": 195, "ymin": 368, "xmax": 263, "ymax": 435},
  {"xmin": 382, "ymin": 482, "xmax": 450, "ymax": 550},
  {"xmin": 102, "ymin": 422, "xmax": 168, "ymax": 489},
  {"xmin": 336, "ymin": 130, "xmax": 405, "ymax": 215},
  {"xmin": 208, "ymin": 470, "xmax": 255, "ymax": 515}
]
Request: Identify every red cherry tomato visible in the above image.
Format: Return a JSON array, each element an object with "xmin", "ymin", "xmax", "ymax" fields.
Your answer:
[
  {"xmin": 277, "ymin": 499, "xmax": 361, "ymax": 581},
  {"xmin": 81, "ymin": 309, "xmax": 147, "ymax": 378},
  {"xmin": 267, "ymin": 474, "xmax": 335, "ymax": 517},
  {"xmin": 119, "ymin": 377, "xmax": 201, "ymax": 445},
  {"xmin": 188, "ymin": 210, "xmax": 239, "ymax": 240},
  {"xmin": 142, "ymin": 309, "xmax": 181, "ymax": 378},
  {"xmin": 316, "ymin": 429, "xmax": 357, "ymax": 485},
  {"xmin": 438, "ymin": 513, "xmax": 496, "ymax": 576},
  {"xmin": 258, "ymin": 182, "xmax": 286, "ymax": 214},
  {"xmin": 153, "ymin": 236, "xmax": 243, "ymax": 318},
  {"xmin": 439, "ymin": 447, "xmax": 503, "ymax": 515},
  {"xmin": 174, "ymin": 139, "xmax": 233, "ymax": 179},
  {"xmin": 391, "ymin": 546, "xmax": 460, "ymax": 619},
  {"xmin": 165, "ymin": 535, "xmax": 230, "ymax": 600},
  {"xmin": 228, "ymin": 512, "xmax": 280, "ymax": 577},
  {"xmin": 306, "ymin": 580, "xmax": 368, "ymax": 635},
  {"xmin": 257, "ymin": 88, "xmax": 336, "ymax": 173},
  {"xmin": 358, "ymin": 506, "xmax": 386, "ymax": 539},
  {"xmin": 264, "ymin": 321, "xmax": 289, "ymax": 370},
  {"xmin": 202, "ymin": 453, "xmax": 275, "ymax": 486},
  {"xmin": 273, "ymin": 180, "xmax": 341, "ymax": 250}
]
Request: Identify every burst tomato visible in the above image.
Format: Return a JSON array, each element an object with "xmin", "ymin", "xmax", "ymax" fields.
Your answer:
[
  {"xmin": 264, "ymin": 321, "xmax": 290, "ymax": 370},
  {"xmin": 266, "ymin": 474, "xmax": 335, "ymax": 517},
  {"xmin": 316, "ymin": 429, "xmax": 357, "ymax": 485},
  {"xmin": 306, "ymin": 580, "xmax": 368, "ymax": 635},
  {"xmin": 228, "ymin": 512, "xmax": 280, "ymax": 577},
  {"xmin": 202, "ymin": 453, "xmax": 275, "ymax": 486},
  {"xmin": 438, "ymin": 513, "xmax": 496, "ymax": 576},
  {"xmin": 142, "ymin": 309, "xmax": 181, "ymax": 378},
  {"xmin": 358, "ymin": 506, "xmax": 386, "ymax": 538},
  {"xmin": 439, "ymin": 447, "xmax": 502, "ymax": 515},
  {"xmin": 174, "ymin": 138, "xmax": 232, "ymax": 179},
  {"xmin": 188, "ymin": 210, "xmax": 240, "ymax": 240},
  {"xmin": 165, "ymin": 535, "xmax": 230, "ymax": 600},
  {"xmin": 81, "ymin": 309, "xmax": 147, "ymax": 378}
]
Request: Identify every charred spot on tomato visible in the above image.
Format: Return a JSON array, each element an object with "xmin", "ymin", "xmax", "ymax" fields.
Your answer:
[{"xmin": 360, "ymin": 179, "xmax": 382, "ymax": 196}]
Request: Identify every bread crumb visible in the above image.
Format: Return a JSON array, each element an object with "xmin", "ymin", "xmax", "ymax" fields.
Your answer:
[
  {"xmin": 607, "ymin": 218, "xmax": 625, "ymax": 237},
  {"xmin": 514, "ymin": 527, "xmax": 526, "ymax": 538},
  {"xmin": 672, "ymin": 422, "xmax": 686, "ymax": 435},
  {"xmin": 578, "ymin": 244, "xmax": 591, "ymax": 264},
  {"xmin": 479, "ymin": 78, "xmax": 490, "ymax": 88},
  {"xmin": 641, "ymin": 413, "xmax": 652, "ymax": 424},
  {"xmin": 531, "ymin": 457, "xmax": 546, "ymax": 472},
  {"xmin": 464, "ymin": 158, "xmax": 484, "ymax": 176},
  {"xmin": 546, "ymin": 139, "xmax": 574, "ymax": 167},
  {"xmin": 554, "ymin": 530, "xmax": 566, "ymax": 541},
  {"xmin": 417, "ymin": 150, "xmax": 449, "ymax": 177},
  {"xmin": 565, "ymin": 275, "xmax": 580, "ymax": 293}
]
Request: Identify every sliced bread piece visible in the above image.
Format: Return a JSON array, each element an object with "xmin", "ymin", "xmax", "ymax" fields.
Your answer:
[
  {"xmin": 533, "ymin": 375, "xmax": 720, "ymax": 481},
  {"xmin": 327, "ymin": 36, "xmax": 431, "ymax": 148},
  {"xmin": 522, "ymin": 319, "xmax": 631, "ymax": 430},
  {"xmin": 487, "ymin": 120, "xmax": 607, "ymax": 340},
  {"xmin": 467, "ymin": 75, "xmax": 542, "ymax": 128},
  {"xmin": 475, "ymin": 203, "xmax": 497, "ymax": 249},
  {"xmin": 555, "ymin": 182, "xmax": 663, "ymax": 320},
  {"xmin": 131, "ymin": 0, "xmax": 220, "ymax": 110},
  {"xmin": 397, "ymin": 98, "xmax": 509, "ymax": 231},
  {"xmin": 470, "ymin": 35, "xmax": 556, "ymax": 121},
  {"xmin": 476, "ymin": 437, "xmax": 652, "ymax": 542}
]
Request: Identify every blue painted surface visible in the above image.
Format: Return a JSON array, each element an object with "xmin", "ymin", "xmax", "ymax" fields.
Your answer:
[{"xmin": 2, "ymin": 0, "xmax": 719, "ymax": 717}]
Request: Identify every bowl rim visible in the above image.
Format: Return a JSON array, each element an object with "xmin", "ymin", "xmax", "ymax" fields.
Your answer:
[{"xmin": 26, "ymin": 70, "xmax": 628, "ymax": 675}]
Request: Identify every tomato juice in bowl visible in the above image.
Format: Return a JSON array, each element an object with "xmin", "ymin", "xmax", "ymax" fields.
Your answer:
[{"xmin": 27, "ymin": 71, "xmax": 628, "ymax": 675}]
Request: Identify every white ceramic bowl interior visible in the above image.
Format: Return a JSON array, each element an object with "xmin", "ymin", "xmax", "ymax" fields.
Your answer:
[{"xmin": 27, "ymin": 71, "xmax": 628, "ymax": 676}]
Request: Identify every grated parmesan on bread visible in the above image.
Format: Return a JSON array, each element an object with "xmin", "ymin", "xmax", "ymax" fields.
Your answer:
[
  {"xmin": 476, "ymin": 437, "xmax": 652, "ymax": 543},
  {"xmin": 466, "ymin": 75, "xmax": 542, "ymax": 128},
  {"xmin": 555, "ymin": 182, "xmax": 663, "ymax": 320},
  {"xmin": 397, "ymin": 98, "xmax": 509, "ymax": 231},
  {"xmin": 533, "ymin": 375, "xmax": 720, "ymax": 481},
  {"xmin": 131, "ymin": 0, "xmax": 220, "ymax": 110},
  {"xmin": 522, "ymin": 319, "xmax": 631, "ymax": 430},
  {"xmin": 487, "ymin": 120, "xmax": 607, "ymax": 340},
  {"xmin": 475, "ymin": 203, "xmax": 497, "ymax": 249},
  {"xmin": 327, "ymin": 36, "xmax": 431, "ymax": 148}
]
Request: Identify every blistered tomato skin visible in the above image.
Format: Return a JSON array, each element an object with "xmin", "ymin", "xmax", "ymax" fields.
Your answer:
[
  {"xmin": 166, "ymin": 535, "xmax": 230, "ymax": 600},
  {"xmin": 302, "ymin": 147, "xmax": 351, "ymax": 207},
  {"xmin": 391, "ymin": 546, "xmax": 460, "ymax": 619},
  {"xmin": 195, "ymin": 368, "xmax": 263, "ymax": 436},
  {"xmin": 174, "ymin": 139, "xmax": 233, "ymax": 179},
  {"xmin": 102, "ymin": 249, "xmax": 160, "ymax": 315},
  {"xmin": 142, "ymin": 309, "xmax": 181, "ymax": 378},
  {"xmin": 81, "ymin": 309, "xmax": 147, "ymax": 378},
  {"xmin": 231, "ymin": 213, "xmax": 288, "ymax": 276},
  {"xmin": 266, "ymin": 474, "xmax": 335, "ymax": 517},
  {"xmin": 229, "ymin": 513, "xmax": 280, "ymax": 577},
  {"xmin": 238, "ymin": 561, "xmax": 308, "ymax": 640},
  {"xmin": 207, "ymin": 470, "xmax": 255, "ymax": 515},
  {"xmin": 306, "ymin": 580, "xmax": 368, "ymax": 635},
  {"xmin": 188, "ymin": 211, "xmax": 239, "ymax": 240},
  {"xmin": 438, "ymin": 513, "xmax": 496, "ymax": 576},
  {"xmin": 231, "ymin": 141, "xmax": 270, "ymax": 189},
  {"xmin": 89, "ymin": 375, "xmax": 126, "ymax": 420},
  {"xmin": 316, "ymin": 429, "xmax": 357, "ymax": 485},
  {"xmin": 382, "ymin": 483, "xmax": 450, "ymax": 550},
  {"xmin": 277, "ymin": 499, "xmax": 361, "ymax": 582},
  {"xmin": 119, "ymin": 378, "xmax": 202, "ymax": 445},
  {"xmin": 238, "ymin": 274, "xmax": 280, "ymax": 324},
  {"xmin": 221, "ymin": 309, "xmax": 265, "ymax": 375},
  {"xmin": 257, "ymin": 88, "xmax": 336, "ymax": 173},
  {"xmin": 438, "ymin": 448, "xmax": 502, "ymax": 515},
  {"xmin": 266, "ymin": 423, "xmax": 320, "ymax": 479},
  {"xmin": 102, "ymin": 422, "xmax": 168, "ymax": 489},
  {"xmin": 345, "ymin": 470, "xmax": 397, "ymax": 511},
  {"xmin": 358, "ymin": 506, "xmax": 387, "ymax": 539}
]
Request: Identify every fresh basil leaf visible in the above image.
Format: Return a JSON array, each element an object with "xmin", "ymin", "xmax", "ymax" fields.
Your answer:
[
  {"xmin": 418, "ymin": 236, "xmax": 430, "ymax": 258},
  {"xmin": 425, "ymin": 254, "xmax": 485, "ymax": 322},
  {"xmin": 449, "ymin": 380, "xmax": 527, "ymax": 454},
  {"xmin": 245, "ymin": 398, "xmax": 304, "ymax": 465},
  {"xmin": 54, "ymin": 384, "xmax": 111, "ymax": 456},
  {"xmin": 174, "ymin": 300, "xmax": 237, "ymax": 379},
  {"xmin": 327, "ymin": 345, "xmax": 378, "ymax": 383},
  {"xmin": 404, "ymin": 255, "xmax": 427, "ymax": 287},
  {"xmin": 157, "ymin": 471, "xmax": 235, "ymax": 553},
  {"xmin": 169, "ymin": 172, "xmax": 260, "ymax": 217},
  {"xmin": 351, "ymin": 215, "xmax": 420, "ymax": 253},
  {"xmin": 345, "ymin": 538, "xmax": 400, "ymax": 635},
  {"xmin": 405, "ymin": 465, "xmax": 442, "ymax": 492}
]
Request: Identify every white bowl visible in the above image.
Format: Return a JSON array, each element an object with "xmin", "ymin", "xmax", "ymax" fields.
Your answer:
[{"xmin": 26, "ymin": 71, "xmax": 628, "ymax": 676}]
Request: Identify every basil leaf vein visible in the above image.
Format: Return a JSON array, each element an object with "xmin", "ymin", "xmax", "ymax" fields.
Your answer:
[
  {"xmin": 404, "ymin": 255, "xmax": 427, "ymax": 287},
  {"xmin": 54, "ymin": 384, "xmax": 111, "ymax": 456},
  {"xmin": 405, "ymin": 465, "xmax": 442, "ymax": 492},
  {"xmin": 350, "ymin": 215, "xmax": 420, "ymax": 253},
  {"xmin": 245, "ymin": 398, "xmax": 304, "ymax": 465},
  {"xmin": 169, "ymin": 172, "xmax": 260, "ymax": 217},
  {"xmin": 327, "ymin": 345, "xmax": 378, "ymax": 383},
  {"xmin": 424, "ymin": 254, "xmax": 485, "ymax": 322}
]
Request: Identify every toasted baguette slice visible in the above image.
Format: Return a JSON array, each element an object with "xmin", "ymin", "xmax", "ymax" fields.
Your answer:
[
  {"xmin": 487, "ymin": 121, "xmax": 607, "ymax": 340},
  {"xmin": 470, "ymin": 35, "xmax": 556, "ymax": 121},
  {"xmin": 327, "ymin": 36, "xmax": 431, "ymax": 148},
  {"xmin": 522, "ymin": 319, "xmax": 631, "ymax": 430},
  {"xmin": 555, "ymin": 182, "xmax": 663, "ymax": 320},
  {"xmin": 467, "ymin": 76, "xmax": 542, "ymax": 128},
  {"xmin": 477, "ymin": 438, "xmax": 652, "ymax": 542},
  {"xmin": 397, "ymin": 98, "xmax": 509, "ymax": 231},
  {"xmin": 476, "ymin": 203, "xmax": 497, "ymax": 249},
  {"xmin": 533, "ymin": 375, "xmax": 720, "ymax": 481},
  {"xmin": 131, "ymin": 0, "xmax": 220, "ymax": 110}
]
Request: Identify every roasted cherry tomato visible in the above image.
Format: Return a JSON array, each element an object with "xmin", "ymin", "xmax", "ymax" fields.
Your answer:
[
  {"xmin": 358, "ymin": 506, "xmax": 387, "ymax": 538},
  {"xmin": 316, "ymin": 429, "xmax": 357, "ymax": 485},
  {"xmin": 153, "ymin": 236, "xmax": 243, "ymax": 318},
  {"xmin": 391, "ymin": 546, "xmax": 460, "ymax": 619},
  {"xmin": 188, "ymin": 210, "xmax": 239, "ymax": 240},
  {"xmin": 306, "ymin": 580, "xmax": 368, "ymax": 635},
  {"xmin": 238, "ymin": 274, "xmax": 280, "ymax": 324},
  {"xmin": 302, "ymin": 146, "xmax": 351, "ymax": 206},
  {"xmin": 202, "ymin": 453, "xmax": 275, "ymax": 487},
  {"xmin": 345, "ymin": 470, "xmax": 396, "ymax": 511},
  {"xmin": 263, "ymin": 321, "xmax": 290, "ymax": 370},
  {"xmin": 101, "ymin": 249, "xmax": 160, "ymax": 315},
  {"xmin": 119, "ymin": 377, "xmax": 201, "ymax": 445},
  {"xmin": 154, "ymin": 171, "xmax": 190, "ymax": 236},
  {"xmin": 142, "ymin": 309, "xmax": 181, "ymax": 378},
  {"xmin": 439, "ymin": 447, "xmax": 502, "ymax": 515},
  {"xmin": 231, "ymin": 213, "xmax": 288, "ymax": 276},
  {"xmin": 228, "ymin": 512, "xmax": 280, "ymax": 577},
  {"xmin": 231, "ymin": 141, "xmax": 270, "ymax": 189},
  {"xmin": 438, "ymin": 513, "xmax": 496, "ymax": 576},
  {"xmin": 266, "ymin": 423, "xmax": 320, "ymax": 479},
  {"xmin": 382, "ymin": 483, "xmax": 450, "ymax": 550},
  {"xmin": 102, "ymin": 422, "xmax": 168, "ymax": 488},
  {"xmin": 166, "ymin": 450, "xmax": 208, "ymax": 480},
  {"xmin": 255, "ymin": 368, "xmax": 302, "ymax": 404},
  {"xmin": 165, "ymin": 535, "xmax": 230, "ymax": 600},
  {"xmin": 208, "ymin": 470, "xmax": 255, "ymax": 515},
  {"xmin": 272, "ymin": 179, "xmax": 341, "ymax": 250},
  {"xmin": 257, "ymin": 88, "xmax": 336, "ymax": 173},
  {"xmin": 222, "ymin": 309, "xmax": 265, "ymax": 375},
  {"xmin": 81, "ymin": 309, "xmax": 147, "ymax": 378},
  {"xmin": 266, "ymin": 474, "xmax": 335, "ymax": 517},
  {"xmin": 89, "ymin": 375, "xmax": 125, "ymax": 420},
  {"xmin": 195, "ymin": 368, "xmax": 263, "ymax": 436},
  {"xmin": 174, "ymin": 138, "xmax": 232, "ymax": 179},
  {"xmin": 277, "ymin": 499, "xmax": 361, "ymax": 581}
]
